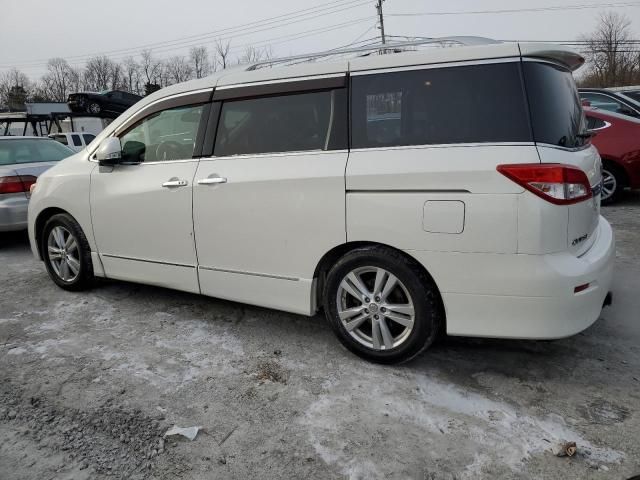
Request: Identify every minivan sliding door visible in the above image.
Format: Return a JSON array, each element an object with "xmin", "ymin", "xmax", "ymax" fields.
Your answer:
[{"xmin": 193, "ymin": 76, "xmax": 349, "ymax": 315}]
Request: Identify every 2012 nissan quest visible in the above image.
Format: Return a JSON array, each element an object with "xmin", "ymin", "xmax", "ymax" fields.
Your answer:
[{"xmin": 28, "ymin": 41, "xmax": 615, "ymax": 363}]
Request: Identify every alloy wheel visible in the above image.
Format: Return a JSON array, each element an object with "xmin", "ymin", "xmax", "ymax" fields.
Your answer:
[
  {"xmin": 601, "ymin": 169, "xmax": 617, "ymax": 201},
  {"xmin": 336, "ymin": 266, "xmax": 415, "ymax": 351},
  {"xmin": 47, "ymin": 226, "xmax": 80, "ymax": 282}
]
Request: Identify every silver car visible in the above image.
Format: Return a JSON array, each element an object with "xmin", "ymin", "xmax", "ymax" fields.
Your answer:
[{"xmin": 1, "ymin": 137, "xmax": 75, "ymax": 232}]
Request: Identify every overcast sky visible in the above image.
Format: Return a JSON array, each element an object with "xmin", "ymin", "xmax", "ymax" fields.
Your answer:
[{"xmin": 1, "ymin": 0, "xmax": 639, "ymax": 79}]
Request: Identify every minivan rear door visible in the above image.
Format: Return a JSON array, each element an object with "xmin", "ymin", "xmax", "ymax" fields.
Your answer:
[{"xmin": 523, "ymin": 60, "xmax": 602, "ymax": 256}]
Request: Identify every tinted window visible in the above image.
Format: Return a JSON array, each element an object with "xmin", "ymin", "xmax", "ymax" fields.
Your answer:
[
  {"xmin": 0, "ymin": 139, "xmax": 74, "ymax": 166},
  {"xmin": 71, "ymin": 134, "xmax": 82, "ymax": 146},
  {"xmin": 623, "ymin": 90, "xmax": 640, "ymax": 102},
  {"xmin": 351, "ymin": 62, "xmax": 531, "ymax": 148},
  {"xmin": 83, "ymin": 134, "xmax": 96, "ymax": 144},
  {"xmin": 119, "ymin": 104, "xmax": 203, "ymax": 163},
  {"xmin": 54, "ymin": 134, "xmax": 68, "ymax": 145},
  {"xmin": 214, "ymin": 89, "xmax": 346, "ymax": 156},
  {"xmin": 524, "ymin": 62, "xmax": 586, "ymax": 148}
]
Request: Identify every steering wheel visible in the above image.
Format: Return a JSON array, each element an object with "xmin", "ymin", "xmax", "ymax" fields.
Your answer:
[{"xmin": 155, "ymin": 141, "xmax": 183, "ymax": 161}]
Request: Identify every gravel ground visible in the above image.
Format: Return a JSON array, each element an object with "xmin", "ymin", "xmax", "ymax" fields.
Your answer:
[{"xmin": 1, "ymin": 191, "xmax": 639, "ymax": 480}]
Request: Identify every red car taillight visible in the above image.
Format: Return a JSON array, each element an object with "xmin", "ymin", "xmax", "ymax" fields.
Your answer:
[
  {"xmin": 497, "ymin": 164, "xmax": 592, "ymax": 205},
  {"xmin": 0, "ymin": 175, "xmax": 37, "ymax": 194}
]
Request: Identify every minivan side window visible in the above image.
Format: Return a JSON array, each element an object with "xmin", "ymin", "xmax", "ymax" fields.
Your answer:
[
  {"xmin": 214, "ymin": 89, "xmax": 347, "ymax": 157},
  {"xmin": 351, "ymin": 62, "xmax": 532, "ymax": 148},
  {"xmin": 82, "ymin": 134, "xmax": 96, "ymax": 144},
  {"xmin": 71, "ymin": 134, "xmax": 82, "ymax": 147},
  {"xmin": 118, "ymin": 104, "xmax": 203, "ymax": 163}
]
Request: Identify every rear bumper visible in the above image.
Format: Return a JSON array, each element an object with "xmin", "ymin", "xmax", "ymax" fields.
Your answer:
[
  {"xmin": 408, "ymin": 216, "xmax": 615, "ymax": 339},
  {"xmin": 0, "ymin": 194, "xmax": 28, "ymax": 232}
]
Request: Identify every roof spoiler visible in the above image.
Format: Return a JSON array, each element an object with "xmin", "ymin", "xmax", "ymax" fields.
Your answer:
[{"xmin": 518, "ymin": 43, "xmax": 585, "ymax": 71}]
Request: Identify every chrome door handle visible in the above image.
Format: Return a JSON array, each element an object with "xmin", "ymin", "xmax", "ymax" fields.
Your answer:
[
  {"xmin": 162, "ymin": 179, "xmax": 188, "ymax": 188},
  {"xmin": 197, "ymin": 176, "xmax": 227, "ymax": 185}
]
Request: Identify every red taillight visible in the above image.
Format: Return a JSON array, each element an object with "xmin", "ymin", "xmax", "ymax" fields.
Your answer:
[
  {"xmin": 0, "ymin": 175, "xmax": 37, "ymax": 195},
  {"xmin": 497, "ymin": 164, "xmax": 592, "ymax": 205}
]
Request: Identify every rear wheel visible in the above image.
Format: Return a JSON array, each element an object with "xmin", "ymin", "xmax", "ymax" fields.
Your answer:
[
  {"xmin": 42, "ymin": 213, "xmax": 94, "ymax": 291},
  {"xmin": 323, "ymin": 246, "xmax": 442, "ymax": 364},
  {"xmin": 601, "ymin": 163, "xmax": 626, "ymax": 205}
]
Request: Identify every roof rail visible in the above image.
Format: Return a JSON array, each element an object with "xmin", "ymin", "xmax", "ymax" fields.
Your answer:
[{"xmin": 246, "ymin": 36, "xmax": 501, "ymax": 70}]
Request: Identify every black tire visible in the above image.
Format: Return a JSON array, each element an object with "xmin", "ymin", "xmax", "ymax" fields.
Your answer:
[
  {"xmin": 87, "ymin": 102, "xmax": 101, "ymax": 114},
  {"xmin": 42, "ymin": 213, "xmax": 94, "ymax": 291},
  {"xmin": 323, "ymin": 246, "xmax": 443, "ymax": 364},
  {"xmin": 601, "ymin": 162, "xmax": 626, "ymax": 205}
]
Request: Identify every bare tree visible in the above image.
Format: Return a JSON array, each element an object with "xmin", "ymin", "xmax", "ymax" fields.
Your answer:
[
  {"xmin": 122, "ymin": 57, "xmax": 141, "ymax": 94},
  {"xmin": 190, "ymin": 46, "xmax": 211, "ymax": 78},
  {"xmin": 215, "ymin": 39, "xmax": 232, "ymax": 70},
  {"xmin": 579, "ymin": 11, "xmax": 639, "ymax": 87},
  {"xmin": 140, "ymin": 49, "xmax": 162, "ymax": 86},
  {"xmin": 41, "ymin": 58, "xmax": 74, "ymax": 102},
  {"xmin": 165, "ymin": 56, "xmax": 194, "ymax": 84},
  {"xmin": 84, "ymin": 56, "xmax": 115, "ymax": 91},
  {"xmin": 0, "ymin": 68, "xmax": 31, "ymax": 109},
  {"xmin": 239, "ymin": 45, "xmax": 273, "ymax": 65}
]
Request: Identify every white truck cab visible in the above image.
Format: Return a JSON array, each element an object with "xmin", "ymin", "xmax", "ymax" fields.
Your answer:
[
  {"xmin": 49, "ymin": 132, "xmax": 96, "ymax": 152},
  {"xmin": 28, "ymin": 39, "xmax": 614, "ymax": 363}
]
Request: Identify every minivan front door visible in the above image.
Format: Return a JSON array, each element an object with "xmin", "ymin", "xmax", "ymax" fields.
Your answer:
[
  {"xmin": 193, "ymin": 86, "xmax": 349, "ymax": 315},
  {"xmin": 90, "ymin": 103, "xmax": 206, "ymax": 293}
]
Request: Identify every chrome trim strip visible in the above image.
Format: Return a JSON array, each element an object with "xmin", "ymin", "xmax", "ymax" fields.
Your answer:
[
  {"xmin": 347, "ymin": 189, "xmax": 470, "ymax": 194},
  {"xmin": 536, "ymin": 142, "xmax": 592, "ymax": 153},
  {"xmin": 101, "ymin": 253, "xmax": 195, "ymax": 269},
  {"xmin": 215, "ymin": 73, "xmax": 346, "ymax": 90},
  {"xmin": 351, "ymin": 57, "xmax": 521, "ymax": 76},
  {"xmin": 199, "ymin": 149, "xmax": 349, "ymax": 161},
  {"xmin": 198, "ymin": 266, "xmax": 299, "ymax": 282},
  {"xmin": 589, "ymin": 120, "xmax": 612, "ymax": 132},
  {"xmin": 349, "ymin": 142, "xmax": 535, "ymax": 153}
]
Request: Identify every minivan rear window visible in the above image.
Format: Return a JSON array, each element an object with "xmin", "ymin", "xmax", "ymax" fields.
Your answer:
[
  {"xmin": 523, "ymin": 61, "xmax": 587, "ymax": 149},
  {"xmin": 351, "ymin": 62, "xmax": 532, "ymax": 148}
]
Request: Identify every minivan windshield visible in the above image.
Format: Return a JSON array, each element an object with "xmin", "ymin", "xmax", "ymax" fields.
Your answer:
[{"xmin": 523, "ymin": 61, "xmax": 587, "ymax": 149}]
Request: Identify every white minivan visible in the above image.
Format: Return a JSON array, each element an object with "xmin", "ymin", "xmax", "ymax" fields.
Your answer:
[{"xmin": 28, "ymin": 41, "xmax": 614, "ymax": 363}]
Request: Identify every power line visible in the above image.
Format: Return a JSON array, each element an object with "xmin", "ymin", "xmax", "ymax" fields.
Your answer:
[
  {"xmin": 0, "ymin": 0, "xmax": 371, "ymax": 68},
  {"xmin": 387, "ymin": 1, "xmax": 640, "ymax": 17}
]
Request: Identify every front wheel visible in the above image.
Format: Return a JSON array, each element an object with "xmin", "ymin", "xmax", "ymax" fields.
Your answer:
[
  {"xmin": 323, "ymin": 247, "xmax": 442, "ymax": 364},
  {"xmin": 42, "ymin": 214, "xmax": 94, "ymax": 291}
]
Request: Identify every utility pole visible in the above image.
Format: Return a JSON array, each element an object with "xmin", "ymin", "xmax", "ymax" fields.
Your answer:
[{"xmin": 376, "ymin": 0, "xmax": 386, "ymax": 45}]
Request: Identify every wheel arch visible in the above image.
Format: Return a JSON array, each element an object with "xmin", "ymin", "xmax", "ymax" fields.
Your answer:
[
  {"xmin": 313, "ymin": 241, "xmax": 446, "ymax": 323},
  {"xmin": 34, "ymin": 207, "xmax": 73, "ymax": 260}
]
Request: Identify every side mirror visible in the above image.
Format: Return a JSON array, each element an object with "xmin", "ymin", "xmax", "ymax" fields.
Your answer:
[{"xmin": 95, "ymin": 137, "xmax": 122, "ymax": 165}]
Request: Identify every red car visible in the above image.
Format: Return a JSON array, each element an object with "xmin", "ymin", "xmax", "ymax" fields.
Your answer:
[{"xmin": 585, "ymin": 107, "xmax": 640, "ymax": 204}]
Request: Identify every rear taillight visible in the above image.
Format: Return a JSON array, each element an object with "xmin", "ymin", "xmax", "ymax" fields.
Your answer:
[
  {"xmin": 0, "ymin": 175, "xmax": 37, "ymax": 195},
  {"xmin": 497, "ymin": 164, "xmax": 592, "ymax": 205}
]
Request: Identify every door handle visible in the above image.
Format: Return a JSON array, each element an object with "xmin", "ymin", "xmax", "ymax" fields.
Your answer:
[
  {"xmin": 197, "ymin": 176, "xmax": 227, "ymax": 185},
  {"xmin": 162, "ymin": 179, "xmax": 188, "ymax": 188}
]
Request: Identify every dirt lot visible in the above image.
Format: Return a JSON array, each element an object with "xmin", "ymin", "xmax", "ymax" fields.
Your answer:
[{"xmin": 1, "ymin": 193, "xmax": 639, "ymax": 480}]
